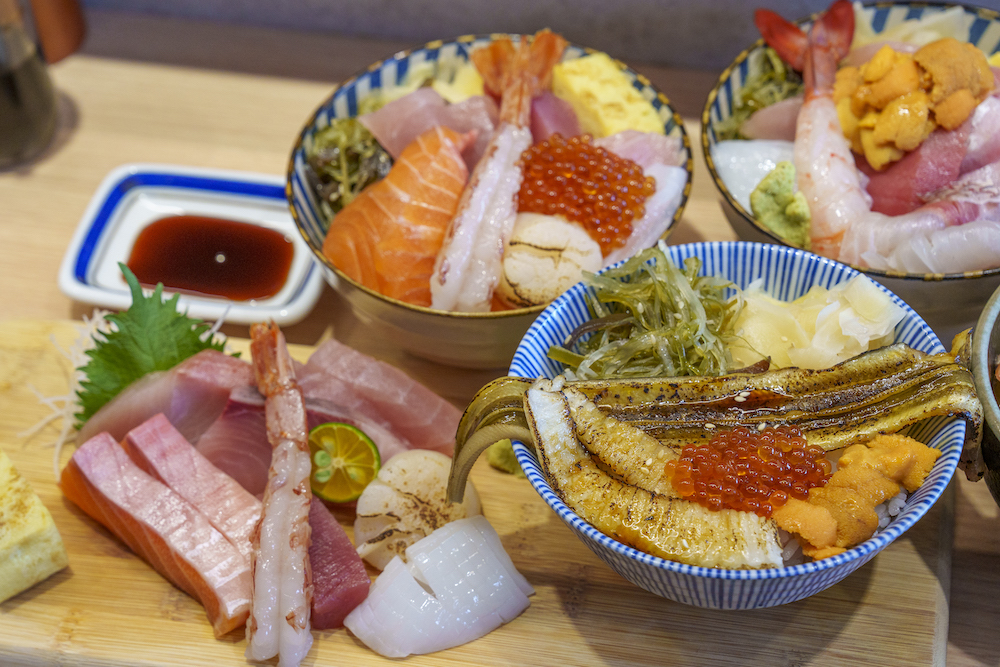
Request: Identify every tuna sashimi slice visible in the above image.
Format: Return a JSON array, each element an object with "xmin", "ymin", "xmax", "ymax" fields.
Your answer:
[
  {"xmin": 858, "ymin": 122, "xmax": 971, "ymax": 216},
  {"xmin": 308, "ymin": 498, "xmax": 370, "ymax": 629},
  {"xmin": 530, "ymin": 91, "xmax": 581, "ymax": 143},
  {"xmin": 60, "ymin": 432, "xmax": 252, "ymax": 637},
  {"xmin": 123, "ymin": 413, "xmax": 261, "ymax": 563},
  {"xmin": 76, "ymin": 349, "xmax": 254, "ymax": 446},
  {"xmin": 196, "ymin": 386, "xmax": 410, "ymax": 497},
  {"xmin": 298, "ymin": 338, "xmax": 460, "ymax": 456}
]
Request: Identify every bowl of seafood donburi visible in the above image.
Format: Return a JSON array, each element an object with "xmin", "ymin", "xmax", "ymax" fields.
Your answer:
[
  {"xmin": 702, "ymin": 1, "xmax": 1000, "ymax": 341},
  {"xmin": 287, "ymin": 30, "xmax": 692, "ymax": 369},
  {"xmin": 449, "ymin": 241, "xmax": 982, "ymax": 609}
]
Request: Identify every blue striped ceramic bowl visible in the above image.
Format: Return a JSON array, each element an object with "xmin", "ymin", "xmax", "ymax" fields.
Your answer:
[
  {"xmin": 510, "ymin": 241, "xmax": 962, "ymax": 609},
  {"xmin": 287, "ymin": 34, "xmax": 693, "ymax": 369},
  {"xmin": 701, "ymin": 2, "xmax": 1000, "ymax": 344}
]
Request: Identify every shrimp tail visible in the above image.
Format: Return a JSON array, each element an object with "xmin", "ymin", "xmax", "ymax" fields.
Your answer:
[
  {"xmin": 803, "ymin": 0, "xmax": 855, "ymax": 95},
  {"xmin": 471, "ymin": 29, "xmax": 568, "ymax": 126},
  {"xmin": 755, "ymin": 8, "xmax": 807, "ymax": 71},
  {"xmin": 472, "ymin": 39, "xmax": 515, "ymax": 99},
  {"xmin": 756, "ymin": 0, "xmax": 853, "ymax": 75}
]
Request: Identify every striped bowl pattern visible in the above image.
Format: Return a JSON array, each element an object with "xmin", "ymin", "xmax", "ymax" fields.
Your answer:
[
  {"xmin": 700, "ymin": 2, "xmax": 1000, "ymax": 339},
  {"xmin": 284, "ymin": 34, "xmax": 694, "ymax": 367},
  {"xmin": 510, "ymin": 241, "xmax": 962, "ymax": 609},
  {"xmin": 289, "ymin": 34, "xmax": 693, "ymax": 285}
]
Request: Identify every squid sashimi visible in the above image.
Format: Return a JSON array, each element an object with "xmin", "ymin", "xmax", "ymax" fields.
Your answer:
[
  {"xmin": 430, "ymin": 29, "xmax": 568, "ymax": 312},
  {"xmin": 344, "ymin": 515, "xmax": 532, "ymax": 658},
  {"xmin": 308, "ymin": 498, "xmax": 370, "ymax": 629},
  {"xmin": 359, "ymin": 87, "xmax": 498, "ymax": 172},
  {"xmin": 245, "ymin": 322, "xmax": 313, "ymax": 667},
  {"xmin": 297, "ymin": 337, "xmax": 460, "ymax": 456},
  {"xmin": 196, "ymin": 386, "xmax": 410, "ymax": 497},
  {"xmin": 76, "ymin": 349, "xmax": 253, "ymax": 446},
  {"xmin": 123, "ymin": 413, "xmax": 261, "ymax": 562},
  {"xmin": 60, "ymin": 432, "xmax": 252, "ymax": 637},
  {"xmin": 322, "ymin": 125, "xmax": 474, "ymax": 306}
]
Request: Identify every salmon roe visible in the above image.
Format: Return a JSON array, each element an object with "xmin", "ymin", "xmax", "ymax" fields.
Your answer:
[
  {"xmin": 662, "ymin": 426, "xmax": 832, "ymax": 518},
  {"xmin": 516, "ymin": 133, "xmax": 656, "ymax": 254}
]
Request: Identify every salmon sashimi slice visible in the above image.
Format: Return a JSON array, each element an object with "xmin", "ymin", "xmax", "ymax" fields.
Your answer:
[
  {"xmin": 76, "ymin": 349, "xmax": 254, "ymax": 446},
  {"xmin": 59, "ymin": 432, "xmax": 252, "ymax": 637},
  {"xmin": 308, "ymin": 497, "xmax": 370, "ymax": 629},
  {"xmin": 245, "ymin": 322, "xmax": 314, "ymax": 667},
  {"xmin": 322, "ymin": 125, "xmax": 474, "ymax": 306},
  {"xmin": 123, "ymin": 413, "xmax": 261, "ymax": 563}
]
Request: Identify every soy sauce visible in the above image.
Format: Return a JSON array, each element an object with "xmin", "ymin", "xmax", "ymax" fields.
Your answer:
[{"xmin": 126, "ymin": 215, "xmax": 295, "ymax": 301}]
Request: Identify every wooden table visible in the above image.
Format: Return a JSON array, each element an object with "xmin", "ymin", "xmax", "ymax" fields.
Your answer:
[{"xmin": 1, "ymin": 10, "xmax": 999, "ymax": 666}]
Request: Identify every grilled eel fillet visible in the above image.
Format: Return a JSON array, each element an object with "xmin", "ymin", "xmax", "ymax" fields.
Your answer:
[
  {"xmin": 447, "ymin": 343, "xmax": 983, "ymax": 567},
  {"xmin": 526, "ymin": 377, "xmax": 784, "ymax": 569}
]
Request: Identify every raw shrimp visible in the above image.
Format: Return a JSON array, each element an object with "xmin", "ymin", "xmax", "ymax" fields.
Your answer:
[
  {"xmin": 245, "ymin": 322, "xmax": 313, "ymax": 667},
  {"xmin": 430, "ymin": 30, "xmax": 568, "ymax": 312},
  {"xmin": 761, "ymin": 0, "xmax": 1000, "ymax": 273}
]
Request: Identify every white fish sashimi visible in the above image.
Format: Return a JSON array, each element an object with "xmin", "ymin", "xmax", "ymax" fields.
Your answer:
[
  {"xmin": 344, "ymin": 516, "xmax": 533, "ymax": 658},
  {"xmin": 430, "ymin": 123, "xmax": 532, "ymax": 312},
  {"xmin": 602, "ymin": 164, "xmax": 688, "ymax": 268},
  {"xmin": 354, "ymin": 449, "xmax": 481, "ymax": 570},
  {"xmin": 711, "ymin": 139, "xmax": 795, "ymax": 212}
]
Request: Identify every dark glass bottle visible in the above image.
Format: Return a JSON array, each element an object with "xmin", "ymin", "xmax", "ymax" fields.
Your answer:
[{"xmin": 0, "ymin": 0, "xmax": 56, "ymax": 168}]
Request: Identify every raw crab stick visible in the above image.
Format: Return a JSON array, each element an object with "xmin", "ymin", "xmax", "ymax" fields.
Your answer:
[{"xmin": 60, "ymin": 432, "xmax": 252, "ymax": 637}]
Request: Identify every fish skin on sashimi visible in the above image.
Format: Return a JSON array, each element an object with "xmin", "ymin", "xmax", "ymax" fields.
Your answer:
[
  {"xmin": 76, "ymin": 349, "xmax": 254, "ymax": 447},
  {"xmin": 196, "ymin": 385, "xmax": 410, "ymax": 497},
  {"xmin": 60, "ymin": 432, "xmax": 252, "ymax": 638},
  {"xmin": 122, "ymin": 413, "xmax": 261, "ymax": 563},
  {"xmin": 298, "ymin": 337, "xmax": 460, "ymax": 456},
  {"xmin": 308, "ymin": 497, "xmax": 370, "ymax": 629}
]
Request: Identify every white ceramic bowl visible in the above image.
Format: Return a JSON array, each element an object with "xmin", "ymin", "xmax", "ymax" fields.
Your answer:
[
  {"xmin": 510, "ymin": 241, "xmax": 963, "ymax": 609},
  {"xmin": 701, "ymin": 2, "xmax": 1000, "ymax": 344},
  {"xmin": 288, "ymin": 34, "xmax": 693, "ymax": 369}
]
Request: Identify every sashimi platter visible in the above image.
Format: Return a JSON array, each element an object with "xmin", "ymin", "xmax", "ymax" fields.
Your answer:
[{"xmin": 0, "ymin": 15, "xmax": 992, "ymax": 667}]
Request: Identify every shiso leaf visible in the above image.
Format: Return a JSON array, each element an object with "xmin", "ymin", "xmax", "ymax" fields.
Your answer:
[{"xmin": 73, "ymin": 264, "xmax": 229, "ymax": 428}]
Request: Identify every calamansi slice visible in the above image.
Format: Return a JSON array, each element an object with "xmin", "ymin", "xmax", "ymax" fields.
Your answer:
[{"xmin": 308, "ymin": 422, "xmax": 381, "ymax": 503}]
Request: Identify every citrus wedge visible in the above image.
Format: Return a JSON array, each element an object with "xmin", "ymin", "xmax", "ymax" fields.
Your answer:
[{"xmin": 308, "ymin": 422, "xmax": 381, "ymax": 503}]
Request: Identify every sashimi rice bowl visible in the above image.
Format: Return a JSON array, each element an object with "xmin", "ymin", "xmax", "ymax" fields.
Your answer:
[
  {"xmin": 702, "ymin": 1, "xmax": 1000, "ymax": 339},
  {"xmin": 288, "ymin": 32, "xmax": 693, "ymax": 368},
  {"xmin": 449, "ymin": 241, "xmax": 982, "ymax": 609}
]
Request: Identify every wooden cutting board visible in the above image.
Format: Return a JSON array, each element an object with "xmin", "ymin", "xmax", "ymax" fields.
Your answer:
[{"xmin": 0, "ymin": 319, "xmax": 952, "ymax": 667}]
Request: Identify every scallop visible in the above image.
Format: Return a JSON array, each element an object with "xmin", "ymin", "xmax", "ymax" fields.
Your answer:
[
  {"xmin": 496, "ymin": 213, "xmax": 603, "ymax": 308},
  {"xmin": 353, "ymin": 449, "xmax": 481, "ymax": 570}
]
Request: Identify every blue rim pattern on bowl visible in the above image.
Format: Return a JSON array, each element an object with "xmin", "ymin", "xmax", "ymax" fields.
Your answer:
[
  {"xmin": 57, "ymin": 164, "xmax": 325, "ymax": 326},
  {"xmin": 700, "ymin": 1, "xmax": 1000, "ymax": 283},
  {"xmin": 509, "ymin": 241, "xmax": 961, "ymax": 609},
  {"xmin": 287, "ymin": 34, "xmax": 694, "ymax": 316}
]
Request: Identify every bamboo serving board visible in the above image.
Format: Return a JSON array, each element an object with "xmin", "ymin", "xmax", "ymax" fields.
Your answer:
[{"xmin": 0, "ymin": 319, "xmax": 953, "ymax": 667}]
